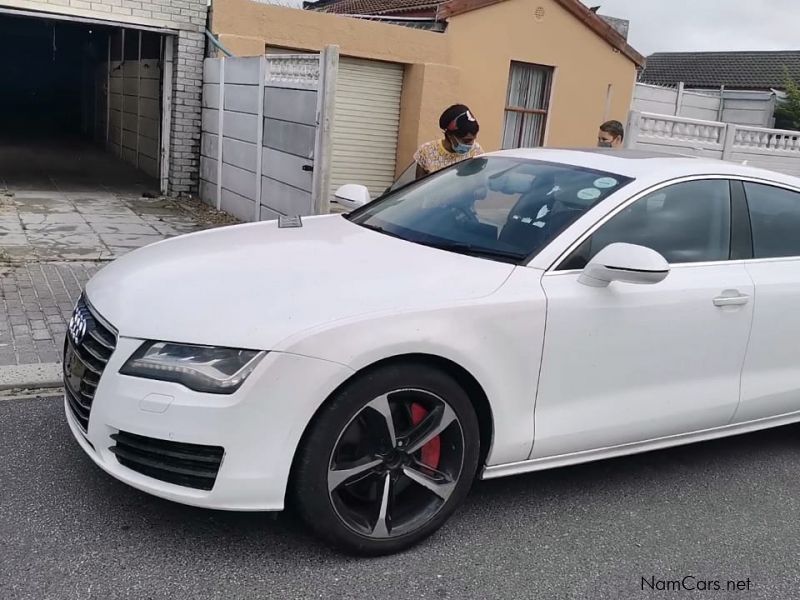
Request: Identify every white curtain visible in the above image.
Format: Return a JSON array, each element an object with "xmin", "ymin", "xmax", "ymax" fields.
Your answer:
[{"xmin": 502, "ymin": 63, "xmax": 551, "ymax": 149}]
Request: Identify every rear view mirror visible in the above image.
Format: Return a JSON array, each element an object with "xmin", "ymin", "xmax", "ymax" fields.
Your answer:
[
  {"xmin": 334, "ymin": 184, "xmax": 370, "ymax": 210},
  {"xmin": 579, "ymin": 243, "xmax": 669, "ymax": 287}
]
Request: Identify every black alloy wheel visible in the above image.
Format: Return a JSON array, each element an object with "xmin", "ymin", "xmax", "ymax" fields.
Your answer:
[{"xmin": 293, "ymin": 363, "xmax": 481, "ymax": 555}]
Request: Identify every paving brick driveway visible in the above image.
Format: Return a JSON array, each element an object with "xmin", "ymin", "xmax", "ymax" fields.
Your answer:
[{"xmin": 0, "ymin": 191, "xmax": 237, "ymax": 367}]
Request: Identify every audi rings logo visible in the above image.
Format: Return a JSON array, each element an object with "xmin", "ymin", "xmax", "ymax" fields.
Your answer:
[{"xmin": 68, "ymin": 305, "xmax": 90, "ymax": 346}]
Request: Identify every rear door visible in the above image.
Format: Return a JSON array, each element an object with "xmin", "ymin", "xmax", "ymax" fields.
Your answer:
[{"xmin": 735, "ymin": 180, "xmax": 800, "ymax": 422}]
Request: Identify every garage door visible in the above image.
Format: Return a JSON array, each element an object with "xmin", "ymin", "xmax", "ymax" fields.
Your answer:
[{"xmin": 329, "ymin": 57, "xmax": 403, "ymax": 199}]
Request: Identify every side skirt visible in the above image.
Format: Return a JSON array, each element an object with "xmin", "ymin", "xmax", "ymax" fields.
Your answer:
[{"xmin": 481, "ymin": 409, "xmax": 800, "ymax": 480}]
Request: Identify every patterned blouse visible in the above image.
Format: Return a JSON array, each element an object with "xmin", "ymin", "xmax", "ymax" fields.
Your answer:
[{"xmin": 413, "ymin": 140, "xmax": 484, "ymax": 174}]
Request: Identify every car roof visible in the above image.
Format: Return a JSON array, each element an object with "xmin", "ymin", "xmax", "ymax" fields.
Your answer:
[{"xmin": 488, "ymin": 147, "xmax": 800, "ymax": 188}]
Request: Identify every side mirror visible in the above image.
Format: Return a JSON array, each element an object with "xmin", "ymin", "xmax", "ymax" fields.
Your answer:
[
  {"xmin": 334, "ymin": 184, "xmax": 370, "ymax": 210},
  {"xmin": 579, "ymin": 243, "xmax": 669, "ymax": 288}
]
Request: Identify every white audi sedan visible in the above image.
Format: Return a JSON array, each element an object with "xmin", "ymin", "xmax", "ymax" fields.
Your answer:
[{"xmin": 64, "ymin": 148, "xmax": 800, "ymax": 555}]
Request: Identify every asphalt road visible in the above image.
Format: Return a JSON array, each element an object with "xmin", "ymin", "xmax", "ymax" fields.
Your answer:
[{"xmin": 2, "ymin": 395, "xmax": 799, "ymax": 600}]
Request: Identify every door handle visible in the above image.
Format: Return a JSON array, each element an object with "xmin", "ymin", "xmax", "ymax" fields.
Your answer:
[{"xmin": 713, "ymin": 294, "xmax": 750, "ymax": 307}]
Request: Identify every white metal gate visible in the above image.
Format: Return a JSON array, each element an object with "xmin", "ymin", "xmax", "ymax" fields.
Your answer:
[{"xmin": 200, "ymin": 47, "xmax": 338, "ymax": 221}]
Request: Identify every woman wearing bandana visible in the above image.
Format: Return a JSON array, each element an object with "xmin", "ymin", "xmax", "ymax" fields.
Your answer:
[{"xmin": 414, "ymin": 104, "xmax": 484, "ymax": 179}]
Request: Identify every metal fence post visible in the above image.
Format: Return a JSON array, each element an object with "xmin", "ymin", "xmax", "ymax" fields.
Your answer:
[
  {"xmin": 216, "ymin": 57, "xmax": 226, "ymax": 211},
  {"xmin": 311, "ymin": 45, "xmax": 339, "ymax": 215},
  {"xmin": 254, "ymin": 55, "xmax": 267, "ymax": 222}
]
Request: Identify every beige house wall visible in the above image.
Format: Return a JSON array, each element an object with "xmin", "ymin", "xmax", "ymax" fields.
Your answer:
[
  {"xmin": 446, "ymin": 0, "xmax": 637, "ymax": 150},
  {"xmin": 210, "ymin": 0, "xmax": 639, "ymax": 173}
]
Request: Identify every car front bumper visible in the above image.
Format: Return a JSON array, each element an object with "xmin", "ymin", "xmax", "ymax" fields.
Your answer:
[{"xmin": 65, "ymin": 335, "xmax": 354, "ymax": 511}]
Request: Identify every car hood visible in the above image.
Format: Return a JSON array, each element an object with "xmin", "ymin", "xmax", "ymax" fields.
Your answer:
[{"xmin": 86, "ymin": 215, "xmax": 515, "ymax": 350}]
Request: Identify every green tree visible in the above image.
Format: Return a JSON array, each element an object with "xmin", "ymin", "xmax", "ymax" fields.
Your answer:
[{"xmin": 774, "ymin": 72, "xmax": 800, "ymax": 131}]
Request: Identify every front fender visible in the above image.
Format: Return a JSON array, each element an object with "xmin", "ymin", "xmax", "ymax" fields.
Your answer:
[{"xmin": 279, "ymin": 271, "xmax": 546, "ymax": 467}]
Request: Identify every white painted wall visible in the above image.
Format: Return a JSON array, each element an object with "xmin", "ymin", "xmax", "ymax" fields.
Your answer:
[
  {"xmin": 632, "ymin": 83, "xmax": 776, "ymax": 128},
  {"xmin": 625, "ymin": 111, "xmax": 800, "ymax": 178}
]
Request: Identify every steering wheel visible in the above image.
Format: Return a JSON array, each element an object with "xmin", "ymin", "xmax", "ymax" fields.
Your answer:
[
  {"xmin": 448, "ymin": 203, "xmax": 480, "ymax": 225},
  {"xmin": 423, "ymin": 190, "xmax": 480, "ymax": 223}
]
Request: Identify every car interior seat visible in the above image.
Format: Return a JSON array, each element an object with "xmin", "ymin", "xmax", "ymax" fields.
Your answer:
[{"xmin": 496, "ymin": 171, "xmax": 557, "ymax": 249}]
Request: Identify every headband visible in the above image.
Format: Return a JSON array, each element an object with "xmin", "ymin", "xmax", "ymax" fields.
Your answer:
[{"xmin": 445, "ymin": 110, "xmax": 477, "ymax": 132}]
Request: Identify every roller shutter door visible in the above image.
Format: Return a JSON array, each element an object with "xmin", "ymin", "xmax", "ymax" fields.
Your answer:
[{"xmin": 329, "ymin": 57, "xmax": 403, "ymax": 199}]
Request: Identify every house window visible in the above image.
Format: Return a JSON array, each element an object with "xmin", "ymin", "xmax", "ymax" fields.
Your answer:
[{"xmin": 502, "ymin": 62, "xmax": 553, "ymax": 149}]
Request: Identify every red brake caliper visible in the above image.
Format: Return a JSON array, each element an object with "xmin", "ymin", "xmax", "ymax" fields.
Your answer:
[{"xmin": 410, "ymin": 403, "xmax": 441, "ymax": 469}]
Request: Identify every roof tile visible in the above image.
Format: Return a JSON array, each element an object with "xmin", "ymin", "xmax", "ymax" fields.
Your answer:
[
  {"xmin": 640, "ymin": 51, "xmax": 800, "ymax": 90},
  {"xmin": 306, "ymin": 0, "xmax": 442, "ymax": 15}
]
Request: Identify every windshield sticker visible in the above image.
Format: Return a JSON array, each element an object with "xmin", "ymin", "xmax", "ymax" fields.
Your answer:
[
  {"xmin": 577, "ymin": 188, "xmax": 602, "ymax": 201},
  {"xmin": 533, "ymin": 221, "xmax": 546, "ymax": 228},
  {"xmin": 546, "ymin": 185, "xmax": 561, "ymax": 196},
  {"xmin": 594, "ymin": 177, "xmax": 619, "ymax": 189},
  {"xmin": 536, "ymin": 205, "xmax": 550, "ymax": 219}
]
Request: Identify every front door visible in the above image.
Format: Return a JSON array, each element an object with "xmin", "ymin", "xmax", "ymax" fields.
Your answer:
[{"xmin": 532, "ymin": 179, "xmax": 755, "ymax": 459}]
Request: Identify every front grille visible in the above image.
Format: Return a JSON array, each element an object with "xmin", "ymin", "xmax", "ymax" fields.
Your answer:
[
  {"xmin": 109, "ymin": 431, "xmax": 225, "ymax": 491},
  {"xmin": 63, "ymin": 295, "xmax": 117, "ymax": 432}
]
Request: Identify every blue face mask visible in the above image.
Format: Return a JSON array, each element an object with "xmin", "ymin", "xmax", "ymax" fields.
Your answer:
[{"xmin": 451, "ymin": 137, "xmax": 474, "ymax": 154}]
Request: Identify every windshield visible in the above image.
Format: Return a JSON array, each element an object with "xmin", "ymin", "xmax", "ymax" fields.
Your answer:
[{"xmin": 347, "ymin": 157, "xmax": 633, "ymax": 263}]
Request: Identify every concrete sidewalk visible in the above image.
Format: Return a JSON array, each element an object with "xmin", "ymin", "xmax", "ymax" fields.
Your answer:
[
  {"xmin": 0, "ymin": 190, "xmax": 212, "ymax": 263},
  {"xmin": 0, "ymin": 363, "xmax": 62, "ymax": 392}
]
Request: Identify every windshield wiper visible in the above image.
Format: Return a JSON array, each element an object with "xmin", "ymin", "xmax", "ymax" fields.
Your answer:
[
  {"xmin": 417, "ymin": 240, "xmax": 525, "ymax": 263},
  {"xmin": 359, "ymin": 223, "xmax": 525, "ymax": 263},
  {"xmin": 357, "ymin": 222, "xmax": 407, "ymax": 241}
]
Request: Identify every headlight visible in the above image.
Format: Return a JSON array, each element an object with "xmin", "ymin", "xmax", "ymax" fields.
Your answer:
[{"xmin": 120, "ymin": 342, "xmax": 266, "ymax": 394}]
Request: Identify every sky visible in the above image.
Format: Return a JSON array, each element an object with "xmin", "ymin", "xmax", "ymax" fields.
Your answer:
[
  {"xmin": 278, "ymin": 0, "xmax": 800, "ymax": 56},
  {"xmin": 580, "ymin": 0, "xmax": 800, "ymax": 56},
  {"xmin": 272, "ymin": 0, "xmax": 800, "ymax": 57}
]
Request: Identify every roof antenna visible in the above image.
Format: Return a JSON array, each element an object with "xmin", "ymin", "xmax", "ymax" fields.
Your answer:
[{"xmin": 589, "ymin": 5, "xmax": 601, "ymax": 12}]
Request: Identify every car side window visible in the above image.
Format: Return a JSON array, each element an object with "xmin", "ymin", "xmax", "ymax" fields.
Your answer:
[
  {"xmin": 743, "ymin": 182, "xmax": 800, "ymax": 259},
  {"xmin": 559, "ymin": 179, "xmax": 732, "ymax": 270}
]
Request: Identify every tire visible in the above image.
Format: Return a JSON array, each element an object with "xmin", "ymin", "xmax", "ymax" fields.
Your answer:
[{"xmin": 292, "ymin": 361, "xmax": 481, "ymax": 556}]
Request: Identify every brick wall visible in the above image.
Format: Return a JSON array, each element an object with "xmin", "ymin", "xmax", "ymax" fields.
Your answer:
[
  {"xmin": 170, "ymin": 29, "xmax": 205, "ymax": 195},
  {"xmin": 1, "ymin": 0, "xmax": 209, "ymax": 195}
]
